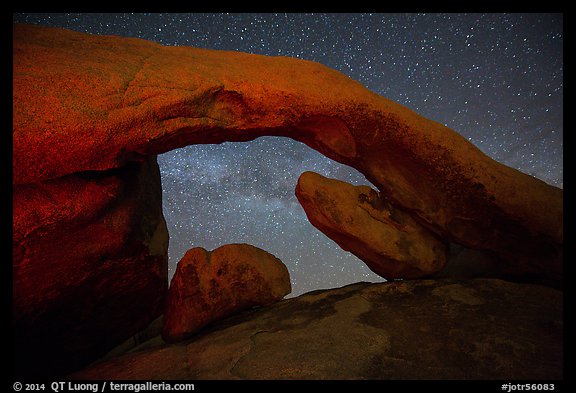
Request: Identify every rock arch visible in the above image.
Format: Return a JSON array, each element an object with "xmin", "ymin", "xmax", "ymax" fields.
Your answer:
[{"xmin": 12, "ymin": 24, "xmax": 562, "ymax": 377}]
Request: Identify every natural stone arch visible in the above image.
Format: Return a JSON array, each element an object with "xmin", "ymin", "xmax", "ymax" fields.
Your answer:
[
  {"xmin": 12, "ymin": 24, "xmax": 562, "ymax": 377},
  {"xmin": 14, "ymin": 24, "xmax": 562, "ymax": 276}
]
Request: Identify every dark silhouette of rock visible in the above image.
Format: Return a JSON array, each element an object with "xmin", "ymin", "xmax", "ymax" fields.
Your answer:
[
  {"xmin": 296, "ymin": 171, "xmax": 447, "ymax": 279},
  {"xmin": 70, "ymin": 278, "xmax": 563, "ymax": 380},
  {"xmin": 99, "ymin": 316, "xmax": 164, "ymax": 363},
  {"xmin": 12, "ymin": 23, "xmax": 563, "ymax": 377},
  {"xmin": 439, "ymin": 243, "xmax": 507, "ymax": 279},
  {"xmin": 162, "ymin": 244, "xmax": 291, "ymax": 343}
]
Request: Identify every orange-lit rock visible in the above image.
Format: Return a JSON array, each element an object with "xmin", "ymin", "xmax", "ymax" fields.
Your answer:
[
  {"xmin": 296, "ymin": 171, "xmax": 447, "ymax": 279},
  {"xmin": 13, "ymin": 23, "xmax": 561, "ymax": 286},
  {"xmin": 162, "ymin": 244, "xmax": 291, "ymax": 343}
]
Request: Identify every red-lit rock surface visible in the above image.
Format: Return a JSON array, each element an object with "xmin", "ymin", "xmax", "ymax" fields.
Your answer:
[
  {"xmin": 162, "ymin": 244, "xmax": 291, "ymax": 343},
  {"xmin": 13, "ymin": 24, "xmax": 563, "ymax": 377},
  {"xmin": 296, "ymin": 171, "xmax": 447, "ymax": 279},
  {"xmin": 13, "ymin": 156, "xmax": 168, "ymax": 378}
]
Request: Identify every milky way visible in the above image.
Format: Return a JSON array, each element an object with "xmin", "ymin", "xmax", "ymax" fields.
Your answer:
[{"xmin": 13, "ymin": 13, "xmax": 563, "ymax": 296}]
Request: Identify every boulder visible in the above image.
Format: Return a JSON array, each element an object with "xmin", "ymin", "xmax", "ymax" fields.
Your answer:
[
  {"xmin": 296, "ymin": 171, "xmax": 447, "ymax": 279},
  {"xmin": 70, "ymin": 278, "xmax": 563, "ymax": 380},
  {"xmin": 162, "ymin": 244, "xmax": 291, "ymax": 342}
]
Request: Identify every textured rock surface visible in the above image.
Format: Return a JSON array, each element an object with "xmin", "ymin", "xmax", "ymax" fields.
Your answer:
[
  {"xmin": 71, "ymin": 279, "xmax": 563, "ymax": 380},
  {"xmin": 13, "ymin": 156, "xmax": 168, "ymax": 378},
  {"xmin": 13, "ymin": 24, "xmax": 562, "ymax": 286},
  {"xmin": 162, "ymin": 244, "xmax": 291, "ymax": 343},
  {"xmin": 296, "ymin": 171, "xmax": 447, "ymax": 279}
]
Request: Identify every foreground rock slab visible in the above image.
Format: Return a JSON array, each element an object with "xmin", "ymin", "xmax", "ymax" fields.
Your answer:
[
  {"xmin": 162, "ymin": 244, "xmax": 291, "ymax": 342},
  {"xmin": 296, "ymin": 171, "xmax": 447, "ymax": 279},
  {"xmin": 71, "ymin": 278, "xmax": 562, "ymax": 380}
]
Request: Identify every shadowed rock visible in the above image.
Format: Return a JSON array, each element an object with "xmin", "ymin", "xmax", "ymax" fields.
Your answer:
[
  {"xmin": 70, "ymin": 279, "xmax": 563, "ymax": 380},
  {"xmin": 296, "ymin": 171, "xmax": 447, "ymax": 279},
  {"xmin": 162, "ymin": 244, "xmax": 291, "ymax": 343},
  {"xmin": 13, "ymin": 156, "xmax": 168, "ymax": 378}
]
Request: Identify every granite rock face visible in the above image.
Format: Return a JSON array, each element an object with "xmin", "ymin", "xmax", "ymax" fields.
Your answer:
[
  {"xmin": 296, "ymin": 171, "xmax": 447, "ymax": 279},
  {"xmin": 71, "ymin": 278, "xmax": 563, "ymax": 380},
  {"xmin": 162, "ymin": 244, "xmax": 291, "ymax": 343}
]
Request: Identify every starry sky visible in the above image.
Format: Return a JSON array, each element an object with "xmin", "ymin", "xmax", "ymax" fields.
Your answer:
[{"xmin": 13, "ymin": 13, "xmax": 563, "ymax": 296}]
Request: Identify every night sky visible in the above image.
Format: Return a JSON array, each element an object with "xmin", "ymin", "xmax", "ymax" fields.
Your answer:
[{"xmin": 13, "ymin": 13, "xmax": 563, "ymax": 296}]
